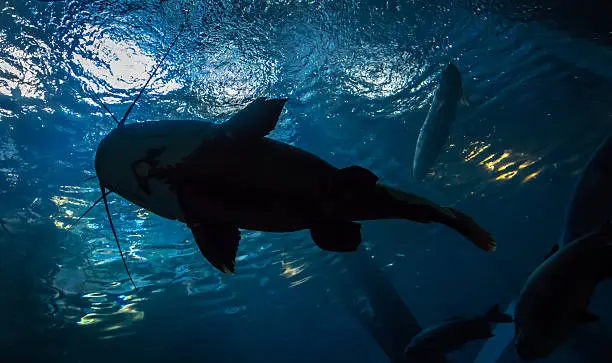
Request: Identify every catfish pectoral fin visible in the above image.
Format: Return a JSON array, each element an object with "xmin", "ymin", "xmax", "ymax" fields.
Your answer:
[
  {"xmin": 310, "ymin": 221, "xmax": 362, "ymax": 252},
  {"xmin": 189, "ymin": 221, "xmax": 240, "ymax": 273}
]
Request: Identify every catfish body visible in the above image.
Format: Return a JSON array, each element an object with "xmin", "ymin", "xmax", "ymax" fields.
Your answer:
[
  {"xmin": 96, "ymin": 119, "xmax": 333, "ymax": 230},
  {"xmin": 95, "ymin": 98, "xmax": 495, "ymax": 273},
  {"xmin": 412, "ymin": 63, "xmax": 464, "ymax": 181}
]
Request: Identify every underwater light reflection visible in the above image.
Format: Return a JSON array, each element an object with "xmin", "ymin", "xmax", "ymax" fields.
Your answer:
[
  {"xmin": 73, "ymin": 289, "xmax": 146, "ymax": 334},
  {"xmin": 461, "ymin": 141, "xmax": 543, "ymax": 183},
  {"xmin": 72, "ymin": 24, "xmax": 181, "ymax": 96},
  {"xmin": 279, "ymin": 259, "xmax": 307, "ymax": 278},
  {"xmin": 342, "ymin": 47, "xmax": 425, "ymax": 100},
  {"xmin": 185, "ymin": 41, "xmax": 278, "ymax": 116},
  {"xmin": 0, "ymin": 36, "xmax": 48, "ymax": 100}
]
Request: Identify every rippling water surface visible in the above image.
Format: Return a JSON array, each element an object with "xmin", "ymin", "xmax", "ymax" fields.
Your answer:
[{"xmin": 0, "ymin": 1, "xmax": 610, "ymax": 362}]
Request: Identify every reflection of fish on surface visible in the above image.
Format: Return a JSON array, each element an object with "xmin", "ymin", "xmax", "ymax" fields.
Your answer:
[
  {"xmin": 514, "ymin": 221, "xmax": 612, "ymax": 361},
  {"xmin": 403, "ymin": 304, "xmax": 512, "ymax": 362},
  {"xmin": 412, "ymin": 63, "xmax": 468, "ymax": 182},
  {"xmin": 334, "ymin": 251, "xmax": 448, "ymax": 363}
]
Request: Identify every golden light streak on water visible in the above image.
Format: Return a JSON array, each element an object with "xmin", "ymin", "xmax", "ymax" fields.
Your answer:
[
  {"xmin": 497, "ymin": 162, "xmax": 516, "ymax": 171},
  {"xmin": 479, "ymin": 153, "xmax": 496, "ymax": 165},
  {"xmin": 77, "ymin": 313, "xmax": 103, "ymax": 326},
  {"xmin": 484, "ymin": 152, "xmax": 510, "ymax": 170},
  {"xmin": 494, "ymin": 170, "xmax": 518, "ymax": 181},
  {"xmin": 280, "ymin": 260, "xmax": 306, "ymax": 278},
  {"xmin": 53, "ymin": 220, "xmax": 70, "ymax": 230},
  {"xmin": 462, "ymin": 141, "xmax": 544, "ymax": 183},
  {"xmin": 51, "ymin": 196, "xmax": 68, "ymax": 206},
  {"xmin": 52, "ymin": 193, "xmax": 99, "ymax": 230},
  {"xmin": 52, "ymin": 195, "xmax": 92, "ymax": 208},
  {"xmin": 117, "ymin": 303, "xmax": 137, "ymax": 314},
  {"xmin": 464, "ymin": 143, "xmax": 490, "ymax": 162},
  {"xmin": 83, "ymin": 292, "xmax": 107, "ymax": 298},
  {"xmin": 522, "ymin": 169, "xmax": 542, "ymax": 183},
  {"xmin": 77, "ymin": 299, "xmax": 145, "ymax": 328}
]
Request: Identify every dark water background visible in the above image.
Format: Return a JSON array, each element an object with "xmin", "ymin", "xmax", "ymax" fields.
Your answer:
[{"xmin": 0, "ymin": 0, "xmax": 610, "ymax": 362}]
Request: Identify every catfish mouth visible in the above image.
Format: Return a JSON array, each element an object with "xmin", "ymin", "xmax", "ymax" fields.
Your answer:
[
  {"xmin": 106, "ymin": 182, "xmax": 150, "ymax": 207},
  {"xmin": 94, "ymin": 132, "xmax": 152, "ymax": 209}
]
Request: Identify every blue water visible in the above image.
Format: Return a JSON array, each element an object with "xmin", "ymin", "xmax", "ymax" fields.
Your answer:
[{"xmin": 1, "ymin": 1, "xmax": 610, "ymax": 362}]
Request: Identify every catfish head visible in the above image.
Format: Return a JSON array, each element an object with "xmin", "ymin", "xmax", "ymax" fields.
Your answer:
[{"xmin": 94, "ymin": 120, "xmax": 216, "ymax": 221}]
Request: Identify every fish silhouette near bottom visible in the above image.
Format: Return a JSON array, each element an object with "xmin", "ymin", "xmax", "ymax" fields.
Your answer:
[
  {"xmin": 404, "ymin": 304, "xmax": 513, "ymax": 361},
  {"xmin": 514, "ymin": 221, "xmax": 612, "ymax": 360}
]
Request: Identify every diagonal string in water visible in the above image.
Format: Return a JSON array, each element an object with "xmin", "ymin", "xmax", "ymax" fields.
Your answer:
[
  {"xmin": 72, "ymin": 189, "xmax": 110, "ymax": 226},
  {"xmin": 100, "ymin": 185, "xmax": 137, "ymax": 290},
  {"xmin": 90, "ymin": 90, "xmax": 119, "ymax": 125},
  {"xmin": 118, "ymin": 24, "xmax": 186, "ymax": 127}
]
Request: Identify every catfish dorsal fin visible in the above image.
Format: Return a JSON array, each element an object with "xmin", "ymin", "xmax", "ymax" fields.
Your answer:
[{"xmin": 221, "ymin": 98, "xmax": 288, "ymax": 140}]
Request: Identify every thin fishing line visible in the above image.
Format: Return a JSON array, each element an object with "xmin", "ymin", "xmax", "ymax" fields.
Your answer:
[
  {"xmin": 73, "ymin": 189, "xmax": 111, "ymax": 226},
  {"xmin": 118, "ymin": 25, "xmax": 186, "ymax": 127},
  {"xmin": 101, "ymin": 185, "xmax": 137, "ymax": 290}
]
